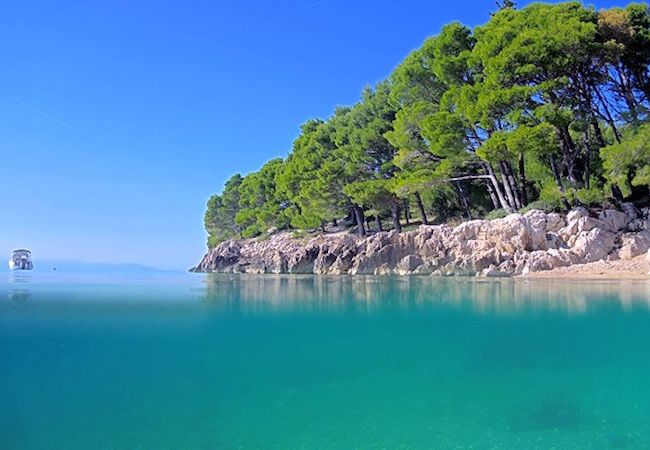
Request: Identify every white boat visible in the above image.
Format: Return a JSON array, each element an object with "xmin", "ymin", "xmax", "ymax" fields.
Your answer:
[{"xmin": 9, "ymin": 249, "xmax": 33, "ymax": 270}]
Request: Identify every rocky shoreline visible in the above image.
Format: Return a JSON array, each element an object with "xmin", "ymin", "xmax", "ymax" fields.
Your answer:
[{"xmin": 192, "ymin": 205, "xmax": 650, "ymax": 278}]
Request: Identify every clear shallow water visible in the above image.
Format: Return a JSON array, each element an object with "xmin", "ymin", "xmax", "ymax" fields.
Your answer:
[{"xmin": 2, "ymin": 273, "xmax": 650, "ymax": 449}]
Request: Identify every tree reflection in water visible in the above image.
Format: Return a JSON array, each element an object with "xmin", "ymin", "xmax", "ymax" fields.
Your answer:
[{"xmin": 201, "ymin": 274, "xmax": 650, "ymax": 316}]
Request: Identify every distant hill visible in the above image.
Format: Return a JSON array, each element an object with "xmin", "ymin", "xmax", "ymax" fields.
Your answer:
[{"xmin": 2, "ymin": 259, "xmax": 178, "ymax": 274}]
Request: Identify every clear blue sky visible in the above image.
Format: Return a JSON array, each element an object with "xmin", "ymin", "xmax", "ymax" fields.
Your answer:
[{"xmin": 0, "ymin": 0, "xmax": 621, "ymax": 270}]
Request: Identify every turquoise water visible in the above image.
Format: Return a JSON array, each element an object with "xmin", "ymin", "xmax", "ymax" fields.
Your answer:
[{"xmin": 2, "ymin": 273, "xmax": 650, "ymax": 449}]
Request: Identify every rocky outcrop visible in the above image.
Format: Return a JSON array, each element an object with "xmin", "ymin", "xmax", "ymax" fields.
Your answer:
[
  {"xmin": 618, "ymin": 230, "xmax": 650, "ymax": 260},
  {"xmin": 191, "ymin": 205, "xmax": 650, "ymax": 277}
]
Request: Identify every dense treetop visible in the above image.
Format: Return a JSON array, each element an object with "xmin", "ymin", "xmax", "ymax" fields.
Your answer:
[{"xmin": 205, "ymin": 1, "xmax": 650, "ymax": 247}]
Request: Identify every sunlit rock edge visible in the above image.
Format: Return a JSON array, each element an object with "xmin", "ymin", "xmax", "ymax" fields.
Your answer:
[{"xmin": 192, "ymin": 205, "xmax": 650, "ymax": 278}]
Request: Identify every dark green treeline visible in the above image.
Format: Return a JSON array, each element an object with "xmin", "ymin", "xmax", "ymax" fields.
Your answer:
[{"xmin": 205, "ymin": 1, "xmax": 650, "ymax": 247}]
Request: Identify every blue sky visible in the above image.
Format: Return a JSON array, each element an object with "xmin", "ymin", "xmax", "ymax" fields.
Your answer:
[{"xmin": 0, "ymin": 0, "xmax": 622, "ymax": 270}]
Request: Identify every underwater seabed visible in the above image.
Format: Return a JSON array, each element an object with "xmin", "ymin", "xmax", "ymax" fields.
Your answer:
[{"xmin": 1, "ymin": 273, "xmax": 650, "ymax": 449}]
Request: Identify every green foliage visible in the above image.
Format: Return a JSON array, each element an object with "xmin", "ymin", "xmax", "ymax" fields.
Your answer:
[
  {"xmin": 276, "ymin": 118, "xmax": 343, "ymax": 229},
  {"xmin": 574, "ymin": 185, "xmax": 607, "ymax": 206},
  {"xmin": 431, "ymin": 23, "xmax": 476, "ymax": 86},
  {"xmin": 518, "ymin": 199, "xmax": 561, "ymax": 214},
  {"xmin": 429, "ymin": 184, "xmax": 469, "ymax": 221},
  {"xmin": 538, "ymin": 180, "xmax": 565, "ymax": 206},
  {"xmin": 204, "ymin": 174, "xmax": 243, "ymax": 247},
  {"xmin": 344, "ymin": 179, "xmax": 397, "ymax": 217},
  {"xmin": 486, "ymin": 209, "xmax": 509, "ymax": 220},
  {"xmin": 203, "ymin": 1, "xmax": 650, "ymax": 245},
  {"xmin": 234, "ymin": 159, "xmax": 290, "ymax": 237},
  {"xmin": 602, "ymin": 123, "xmax": 650, "ymax": 196}
]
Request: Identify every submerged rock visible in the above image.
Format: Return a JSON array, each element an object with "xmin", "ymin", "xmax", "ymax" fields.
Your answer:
[{"xmin": 191, "ymin": 207, "xmax": 650, "ymax": 277}]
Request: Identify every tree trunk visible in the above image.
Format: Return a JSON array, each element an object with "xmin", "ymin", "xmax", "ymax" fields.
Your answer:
[
  {"xmin": 391, "ymin": 203, "xmax": 402, "ymax": 232},
  {"xmin": 611, "ymin": 184, "xmax": 625, "ymax": 203},
  {"xmin": 375, "ymin": 215, "xmax": 383, "ymax": 232},
  {"xmin": 549, "ymin": 155, "xmax": 571, "ymax": 210},
  {"xmin": 484, "ymin": 179, "xmax": 500, "ymax": 210},
  {"xmin": 518, "ymin": 153, "xmax": 528, "ymax": 206},
  {"xmin": 503, "ymin": 161, "xmax": 522, "ymax": 209},
  {"xmin": 332, "ymin": 218, "xmax": 338, "ymax": 227},
  {"xmin": 403, "ymin": 198, "xmax": 411, "ymax": 225},
  {"xmin": 454, "ymin": 181, "xmax": 472, "ymax": 220},
  {"xmin": 593, "ymin": 87, "xmax": 622, "ymax": 143},
  {"xmin": 556, "ymin": 125, "xmax": 580, "ymax": 186},
  {"xmin": 484, "ymin": 163, "xmax": 513, "ymax": 212},
  {"xmin": 547, "ymin": 90, "xmax": 582, "ymax": 183},
  {"xmin": 582, "ymin": 128, "xmax": 591, "ymax": 189},
  {"xmin": 591, "ymin": 120, "xmax": 606, "ymax": 148},
  {"xmin": 349, "ymin": 206, "xmax": 357, "ymax": 226},
  {"xmin": 353, "ymin": 206, "xmax": 366, "ymax": 236},
  {"xmin": 635, "ymin": 70, "xmax": 650, "ymax": 104},
  {"xmin": 414, "ymin": 192, "xmax": 429, "ymax": 225},
  {"xmin": 617, "ymin": 66, "xmax": 639, "ymax": 125},
  {"xmin": 498, "ymin": 161, "xmax": 519, "ymax": 211}
]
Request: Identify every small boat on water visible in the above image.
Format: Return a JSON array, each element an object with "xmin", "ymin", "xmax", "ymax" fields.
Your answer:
[{"xmin": 9, "ymin": 249, "xmax": 33, "ymax": 270}]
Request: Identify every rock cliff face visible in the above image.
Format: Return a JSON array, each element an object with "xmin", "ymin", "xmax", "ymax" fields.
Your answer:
[{"xmin": 192, "ymin": 205, "xmax": 650, "ymax": 277}]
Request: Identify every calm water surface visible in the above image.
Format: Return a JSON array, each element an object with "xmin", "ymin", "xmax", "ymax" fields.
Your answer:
[{"xmin": 2, "ymin": 272, "xmax": 650, "ymax": 449}]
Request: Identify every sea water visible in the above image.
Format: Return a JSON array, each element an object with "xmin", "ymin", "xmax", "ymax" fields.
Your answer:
[{"xmin": 2, "ymin": 272, "xmax": 650, "ymax": 449}]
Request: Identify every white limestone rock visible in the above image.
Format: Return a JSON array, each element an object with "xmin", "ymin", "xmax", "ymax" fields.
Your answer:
[
  {"xmin": 571, "ymin": 228, "xmax": 617, "ymax": 262},
  {"xmin": 619, "ymin": 231, "xmax": 650, "ymax": 260},
  {"xmin": 191, "ymin": 207, "xmax": 649, "ymax": 277},
  {"xmin": 598, "ymin": 209, "xmax": 629, "ymax": 232},
  {"xmin": 566, "ymin": 207, "xmax": 589, "ymax": 223}
]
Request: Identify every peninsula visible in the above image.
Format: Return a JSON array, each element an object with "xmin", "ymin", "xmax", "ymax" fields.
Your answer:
[
  {"xmin": 193, "ymin": 206, "xmax": 650, "ymax": 277},
  {"xmin": 196, "ymin": 1, "xmax": 650, "ymax": 278}
]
